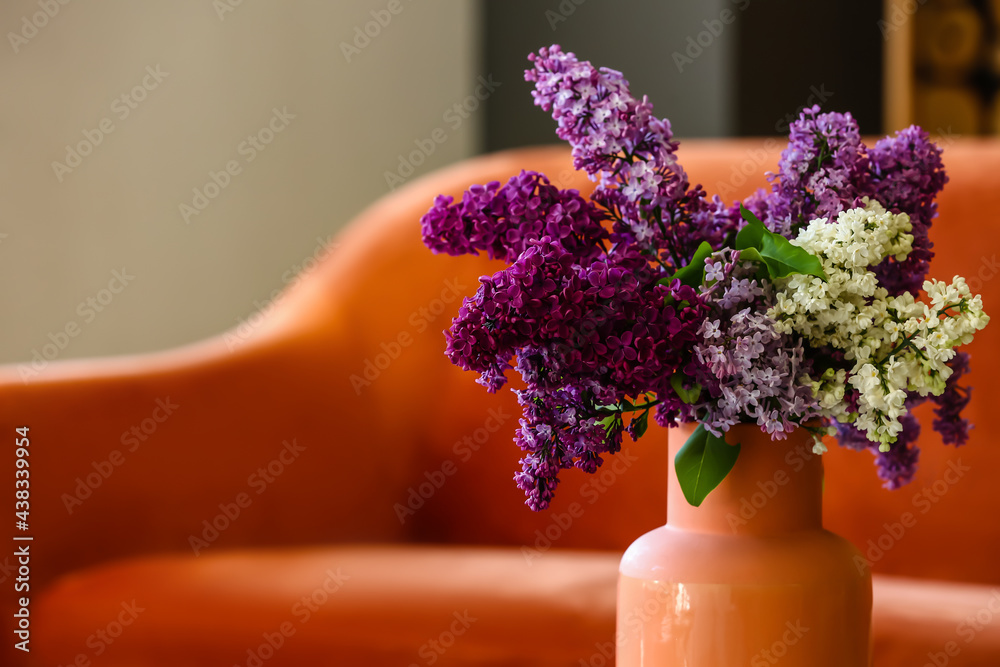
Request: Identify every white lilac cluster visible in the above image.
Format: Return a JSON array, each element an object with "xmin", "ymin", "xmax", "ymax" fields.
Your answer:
[{"xmin": 769, "ymin": 199, "xmax": 989, "ymax": 449}]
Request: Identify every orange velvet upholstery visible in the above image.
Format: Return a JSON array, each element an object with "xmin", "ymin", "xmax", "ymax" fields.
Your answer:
[
  {"xmin": 38, "ymin": 546, "xmax": 619, "ymax": 667},
  {"xmin": 2, "ymin": 140, "xmax": 999, "ymax": 666}
]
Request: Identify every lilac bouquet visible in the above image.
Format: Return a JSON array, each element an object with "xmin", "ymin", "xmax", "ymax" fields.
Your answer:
[{"xmin": 420, "ymin": 45, "xmax": 989, "ymax": 509}]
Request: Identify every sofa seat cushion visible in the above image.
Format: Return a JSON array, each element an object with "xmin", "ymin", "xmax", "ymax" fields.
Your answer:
[
  {"xmin": 34, "ymin": 544, "xmax": 1000, "ymax": 666},
  {"xmin": 35, "ymin": 545, "xmax": 618, "ymax": 667},
  {"xmin": 872, "ymin": 575, "xmax": 1000, "ymax": 667}
]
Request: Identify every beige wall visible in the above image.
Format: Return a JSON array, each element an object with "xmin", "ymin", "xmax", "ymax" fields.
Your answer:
[{"xmin": 0, "ymin": 0, "xmax": 480, "ymax": 365}]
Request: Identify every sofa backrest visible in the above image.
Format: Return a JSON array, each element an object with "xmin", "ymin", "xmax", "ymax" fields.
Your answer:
[
  {"xmin": 299, "ymin": 140, "xmax": 1000, "ymax": 585},
  {"xmin": 4, "ymin": 140, "xmax": 996, "ymax": 592}
]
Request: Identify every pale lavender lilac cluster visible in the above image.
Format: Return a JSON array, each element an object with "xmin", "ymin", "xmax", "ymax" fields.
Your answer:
[
  {"xmin": 664, "ymin": 250, "xmax": 819, "ymax": 438},
  {"xmin": 420, "ymin": 44, "xmax": 974, "ymax": 509}
]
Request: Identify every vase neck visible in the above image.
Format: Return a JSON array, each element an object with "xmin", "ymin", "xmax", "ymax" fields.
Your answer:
[{"xmin": 667, "ymin": 423, "xmax": 824, "ymax": 536}]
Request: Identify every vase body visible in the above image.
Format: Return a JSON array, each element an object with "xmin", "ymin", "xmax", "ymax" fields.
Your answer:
[{"xmin": 617, "ymin": 423, "xmax": 872, "ymax": 666}]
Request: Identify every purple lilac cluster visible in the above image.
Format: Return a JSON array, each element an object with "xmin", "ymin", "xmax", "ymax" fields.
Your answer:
[
  {"xmin": 526, "ymin": 45, "xmax": 738, "ymax": 266},
  {"xmin": 743, "ymin": 106, "xmax": 869, "ymax": 237},
  {"xmin": 421, "ymin": 170, "xmax": 608, "ymax": 263},
  {"xmin": 444, "ymin": 236, "xmax": 706, "ymax": 509},
  {"xmin": 931, "ymin": 352, "xmax": 973, "ymax": 446},
  {"xmin": 421, "ymin": 44, "xmax": 973, "ymax": 508},
  {"xmin": 867, "ymin": 126, "xmax": 947, "ymax": 295}
]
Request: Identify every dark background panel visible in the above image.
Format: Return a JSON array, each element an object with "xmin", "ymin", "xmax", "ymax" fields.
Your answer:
[
  {"xmin": 733, "ymin": 0, "xmax": 883, "ymax": 136},
  {"xmin": 482, "ymin": 0, "xmax": 883, "ymax": 149},
  {"xmin": 483, "ymin": 0, "xmax": 738, "ymax": 149}
]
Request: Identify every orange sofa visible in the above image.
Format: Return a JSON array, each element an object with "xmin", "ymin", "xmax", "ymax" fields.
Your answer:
[{"xmin": 3, "ymin": 141, "xmax": 1000, "ymax": 666}]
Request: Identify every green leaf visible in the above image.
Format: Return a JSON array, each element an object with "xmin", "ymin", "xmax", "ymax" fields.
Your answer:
[
  {"xmin": 661, "ymin": 241, "xmax": 714, "ymax": 288},
  {"xmin": 631, "ymin": 410, "xmax": 649, "ymax": 438},
  {"xmin": 598, "ymin": 413, "xmax": 620, "ymax": 436},
  {"xmin": 735, "ymin": 246, "xmax": 763, "ymax": 264},
  {"xmin": 674, "ymin": 424, "xmax": 741, "ymax": 506},
  {"xmin": 737, "ymin": 204, "xmax": 826, "ymax": 281},
  {"xmin": 735, "ymin": 205, "xmax": 765, "ymax": 247},
  {"xmin": 670, "ymin": 373, "xmax": 702, "ymax": 404}
]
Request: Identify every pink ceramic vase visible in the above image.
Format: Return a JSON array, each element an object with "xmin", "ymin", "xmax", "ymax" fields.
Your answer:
[{"xmin": 617, "ymin": 422, "xmax": 872, "ymax": 666}]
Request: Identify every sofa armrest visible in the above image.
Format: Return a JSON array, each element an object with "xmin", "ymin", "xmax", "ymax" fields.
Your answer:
[{"xmin": 0, "ymin": 330, "xmax": 415, "ymax": 588}]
